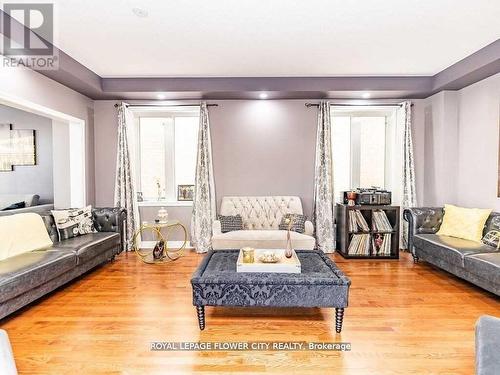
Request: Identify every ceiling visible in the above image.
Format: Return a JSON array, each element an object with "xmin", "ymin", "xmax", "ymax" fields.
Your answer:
[{"xmin": 45, "ymin": 0, "xmax": 500, "ymax": 78}]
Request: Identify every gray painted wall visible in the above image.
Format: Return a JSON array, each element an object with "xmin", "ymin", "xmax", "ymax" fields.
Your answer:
[
  {"xmin": 0, "ymin": 105, "xmax": 54, "ymax": 203},
  {"xmin": 94, "ymin": 99, "xmax": 425, "ymax": 241},
  {"xmin": 412, "ymin": 73, "xmax": 500, "ymax": 210},
  {"xmin": 0, "ymin": 64, "xmax": 96, "ymax": 205}
]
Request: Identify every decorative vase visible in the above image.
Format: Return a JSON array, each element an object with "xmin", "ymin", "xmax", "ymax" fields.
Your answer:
[
  {"xmin": 285, "ymin": 229, "xmax": 293, "ymax": 258},
  {"xmin": 158, "ymin": 207, "xmax": 168, "ymax": 223},
  {"xmin": 347, "ymin": 191, "xmax": 357, "ymax": 206}
]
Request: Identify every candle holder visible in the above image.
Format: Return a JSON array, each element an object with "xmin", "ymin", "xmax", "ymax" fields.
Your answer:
[{"xmin": 241, "ymin": 247, "xmax": 255, "ymax": 263}]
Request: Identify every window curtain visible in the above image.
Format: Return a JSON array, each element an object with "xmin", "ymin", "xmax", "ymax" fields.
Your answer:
[
  {"xmin": 312, "ymin": 101, "xmax": 336, "ymax": 253},
  {"xmin": 191, "ymin": 102, "xmax": 216, "ymax": 253},
  {"xmin": 397, "ymin": 101, "xmax": 417, "ymax": 249},
  {"xmin": 114, "ymin": 103, "xmax": 140, "ymax": 251}
]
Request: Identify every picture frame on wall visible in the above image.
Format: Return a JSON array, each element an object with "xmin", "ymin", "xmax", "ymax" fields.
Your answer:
[
  {"xmin": 177, "ymin": 184, "xmax": 194, "ymax": 201},
  {"xmin": 10, "ymin": 129, "xmax": 36, "ymax": 166},
  {"xmin": 0, "ymin": 124, "xmax": 13, "ymax": 172}
]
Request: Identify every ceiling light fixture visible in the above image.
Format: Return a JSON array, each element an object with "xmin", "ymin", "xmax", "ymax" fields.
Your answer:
[
  {"xmin": 362, "ymin": 92, "xmax": 371, "ymax": 99},
  {"xmin": 157, "ymin": 93, "xmax": 166, "ymax": 99},
  {"xmin": 132, "ymin": 7, "xmax": 149, "ymax": 18},
  {"xmin": 259, "ymin": 92, "xmax": 268, "ymax": 99}
]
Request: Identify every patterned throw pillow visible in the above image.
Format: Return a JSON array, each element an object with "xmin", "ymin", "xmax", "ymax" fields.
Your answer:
[
  {"xmin": 279, "ymin": 213, "xmax": 307, "ymax": 233},
  {"xmin": 482, "ymin": 215, "xmax": 500, "ymax": 249},
  {"xmin": 51, "ymin": 205, "xmax": 97, "ymax": 241},
  {"xmin": 218, "ymin": 214, "xmax": 243, "ymax": 233}
]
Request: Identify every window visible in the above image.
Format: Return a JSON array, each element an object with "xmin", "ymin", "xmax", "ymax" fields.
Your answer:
[
  {"xmin": 135, "ymin": 108, "xmax": 199, "ymax": 203},
  {"xmin": 331, "ymin": 108, "xmax": 395, "ymax": 202}
]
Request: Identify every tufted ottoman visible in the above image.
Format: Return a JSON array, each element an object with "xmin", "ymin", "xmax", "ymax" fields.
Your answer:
[{"xmin": 191, "ymin": 250, "xmax": 351, "ymax": 332}]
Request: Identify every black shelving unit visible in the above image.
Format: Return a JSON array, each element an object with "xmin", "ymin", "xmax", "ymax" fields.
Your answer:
[{"xmin": 336, "ymin": 204, "xmax": 400, "ymax": 259}]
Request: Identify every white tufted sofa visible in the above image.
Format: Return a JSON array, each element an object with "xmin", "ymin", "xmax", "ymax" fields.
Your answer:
[{"xmin": 211, "ymin": 196, "xmax": 316, "ymax": 250}]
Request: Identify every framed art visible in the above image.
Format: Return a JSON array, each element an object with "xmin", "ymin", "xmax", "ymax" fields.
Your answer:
[
  {"xmin": 10, "ymin": 129, "xmax": 36, "ymax": 166},
  {"xmin": 0, "ymin": 125, "xmax": 36, "ymax": 171},
  {"xmin": 177, "ymin": 184, "xmax": 194, "ymax": 201},
  {"xmin": 0, "ymin": 123, "xmax": 13, "ymax": 172}
]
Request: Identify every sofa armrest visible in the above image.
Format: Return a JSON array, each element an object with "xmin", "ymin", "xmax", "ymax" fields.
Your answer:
[
  {"xmin": 212, "ymin": 220, "xmax": 222, "ymax": 236},
  {"xmin": 476, "ymin": 315, "xmax": 500, "ymax": 375},
  {"xmin": 304, "ymin": 220, "xmax": 314, "ymax": 236},
  {"xmin": 92, "ymin": 207, "xmax": 127, "ymax": 253},
  {"xmin": 0, "ymin": 330, "xmax": 17, "ymax": 375},
  {"xmin": 403, "ymin": 207, "xmax": 444, "ymax": 256}
]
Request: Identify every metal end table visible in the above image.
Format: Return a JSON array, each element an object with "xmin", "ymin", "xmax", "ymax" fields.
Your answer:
[{"xmin": 132, "ymin": 220, "xmax": 188, "ymax": 264}]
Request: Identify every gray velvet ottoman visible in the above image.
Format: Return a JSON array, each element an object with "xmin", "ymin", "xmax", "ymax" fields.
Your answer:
[{"xmin": 191, "ymin": 250, "xmax": 351, "ymax": 332}]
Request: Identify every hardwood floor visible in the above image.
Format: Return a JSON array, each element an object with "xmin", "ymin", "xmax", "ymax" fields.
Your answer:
[{"xmin": 1, "ymin": 251, "xmax": 498, "ymax": 374}]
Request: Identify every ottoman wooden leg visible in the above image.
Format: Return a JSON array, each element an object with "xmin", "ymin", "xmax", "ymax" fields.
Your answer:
[
  {"xmin": 335, "ymin": 308, "xmax": 344, "ymax": 333},
  {"xmin": 196, "ymin": 306, "xmax": 205, "ymax": 330}
]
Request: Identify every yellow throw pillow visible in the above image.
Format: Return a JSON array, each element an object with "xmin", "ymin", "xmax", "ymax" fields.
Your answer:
[{"xmin": 437, "ymin": 204, "xmax": 492, "ymax": 243}]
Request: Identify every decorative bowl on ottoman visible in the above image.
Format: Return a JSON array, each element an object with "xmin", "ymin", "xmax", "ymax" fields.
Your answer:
[{"xmin": 236, "ymin": 249, "xmax": 301, "ymax": 273}]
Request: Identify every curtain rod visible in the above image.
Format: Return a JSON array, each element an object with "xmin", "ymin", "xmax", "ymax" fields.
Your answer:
[
  {"xmin": 305, "ymin": 102, "xmax": 412, "ymax": 108},
  {"xmin": 114, "ymin": 103, "xmax": 218, "ymax": 108}
]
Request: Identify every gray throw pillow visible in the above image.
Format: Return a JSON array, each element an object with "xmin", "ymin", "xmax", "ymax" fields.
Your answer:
[
  {"xmin": 218, "ymin": 214, "xmax": 243, "ymax": 233},
  {"xmin": 279, "ymin": 213, "xmax": 307, "ymax": 233},
  {"xmin": 482, "ymin": 216, "xmax": 500, "ymax": 249},
  {"xmin": 51, "ymin": 205, "xmax": 97, "ymax": 241}
]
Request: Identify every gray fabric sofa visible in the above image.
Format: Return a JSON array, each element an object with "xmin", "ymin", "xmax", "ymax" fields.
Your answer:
[
  {"xmin": 0, "ymin": 207, "xmax": 126, "ymax": 320},
  {"xmin": 403, "ymin": 207, "xmax": 500, "ymax": 296},
  {"xmin": 476, "ymin": 315, "xmax": 500, "ymax": 375}
]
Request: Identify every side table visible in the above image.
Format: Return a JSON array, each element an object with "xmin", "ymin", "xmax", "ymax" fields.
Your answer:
[{"xmin": 132, "ymin": 220, "xmax": 188, "ymax": 264}]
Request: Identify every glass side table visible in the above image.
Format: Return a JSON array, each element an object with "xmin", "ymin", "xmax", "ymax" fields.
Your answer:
[{"xmin": 132, "ymin": 220, "xmax": 188, "ymax": 264}]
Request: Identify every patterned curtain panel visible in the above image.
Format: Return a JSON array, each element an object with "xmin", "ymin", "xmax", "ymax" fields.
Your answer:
[
  {"xmin": 114, "ymin": 103, "xmax": 140, "ymax": 251},
  {"xmin": 399, "ymin": 101, "xmax": 417, "ymax": 249},
  {"xmin": 191, "ymin": 102, "xmax": 217, "ymax": 253},
  {"xmin": 312, "ymin": 101, "xmax": 335, "ymax": 253}
]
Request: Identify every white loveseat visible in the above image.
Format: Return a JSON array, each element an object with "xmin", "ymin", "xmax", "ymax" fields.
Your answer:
[{"xmin": 211, "ymin": 196, "xmax": 316, "ymax": 250}]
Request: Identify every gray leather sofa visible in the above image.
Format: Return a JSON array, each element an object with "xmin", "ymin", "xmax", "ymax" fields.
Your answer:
[
  {"xmin": 476, "ymin": 315, "xmax": 500, "ymax": 375},
  {"xmin": 404, "ymin": 207, "xmax": 500, "ymax": 296},
  {"xmin": 0, "ymin": 207, "xmax": 126, "ymax": 320}
]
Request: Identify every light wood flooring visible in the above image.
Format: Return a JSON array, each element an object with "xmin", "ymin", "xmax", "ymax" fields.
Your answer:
[{"xmin": 1, "ymin": 251, "xmax": 498, "ymax": 374}]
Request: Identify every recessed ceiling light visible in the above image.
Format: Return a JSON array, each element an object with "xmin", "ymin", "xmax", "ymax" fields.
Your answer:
[
  {"xmin": 362, "ymin": 92, "xmax": 371, "ymax": 98},
  {"xmin": 132, "ymin": 7, "xmax": 148, "ymax": 18},
  {"xmin": 157, "ymin": 93, "xmax": 166, "ymax": 99},
  {"xmin": 259, "ymin": 92, "xmax": 268, "ymax": 99}
]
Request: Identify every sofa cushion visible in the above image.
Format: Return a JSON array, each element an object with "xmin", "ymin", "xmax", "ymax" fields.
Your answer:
[
  {"xmin": 212, "ymin": 230, "xmax": 315, "ymax": 250},
  {"xmin": 53, "ymin": 232, "xmax": 120, "ymax": 264},
  {"xmin": 278, "ymin": 213, "xmax": 307, "ymax": 233},
  {"xmin": 436, "ymin": 204, "xmax": 491, "ymax": 243},
  {"xmin": 51, "ymin": 206, "xmax": 97, "ymax": 241},
  {"xmin": 0, "ymin": 250, "xmax": 76, "ymax": 303},
  {"xmin": 217, "ymin": 214, "xmax": 243, "ymax": 233},
  {"xmin": 413, "ymin": 234, "xmax": 499, "ymax": 267},
  {"xmin": 482, "ymin": 213, "xmax": 500, "ymax": 249},
  {"xmin": 464, "ymin": 253, "xmax": 500, "ymax": 285}
]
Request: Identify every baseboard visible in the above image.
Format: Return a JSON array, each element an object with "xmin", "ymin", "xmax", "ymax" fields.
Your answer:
[{"xmin": 140, "ymin": 240, "xmax": 193, "ymax": 249}]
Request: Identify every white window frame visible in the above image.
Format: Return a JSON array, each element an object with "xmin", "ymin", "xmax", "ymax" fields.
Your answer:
[
  {"xmin": 131, "ymin": 106, "xmax": 200, "ymax": 206},
  {"xmin": 331, "ymin": 106, "xmax": 397, "ymax": 199}
]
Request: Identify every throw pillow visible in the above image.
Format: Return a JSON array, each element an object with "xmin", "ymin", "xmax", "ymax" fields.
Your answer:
[
  {"xmin": 51, "ymin": 205, "xmax": 97, "ymax": 241},
  {"xmin": 1, "ymin": 201, "xmax": 26, "ymax": 211},
  {"xmin": 436, "ymin": 204, "xmax": 492, "ymax": 243},
  {"xmin": 279, "ymin": 213, "xmax": 307, "ymax": 233},
  {"xmin": 218, "ymin": 214, "xmax": 243, "ymax": 233},
  {"xmin": 482, "ymin": 215, "xmax": 500, "ymax": 249}
]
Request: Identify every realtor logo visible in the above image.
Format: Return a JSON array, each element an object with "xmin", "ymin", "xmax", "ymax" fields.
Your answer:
[{"xmin": 1, "ymin": 3, "xmax": 57, "ymax": 69}]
